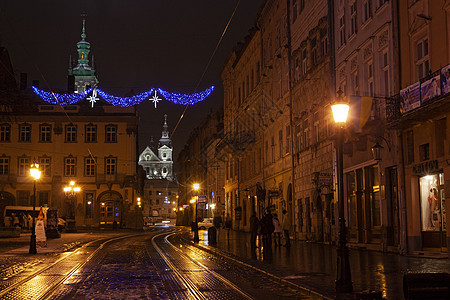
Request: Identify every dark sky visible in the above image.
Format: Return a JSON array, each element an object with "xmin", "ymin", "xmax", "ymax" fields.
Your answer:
[{"xmin": 0, "ymin": 0, "xmax": 264, "ymax": 159}]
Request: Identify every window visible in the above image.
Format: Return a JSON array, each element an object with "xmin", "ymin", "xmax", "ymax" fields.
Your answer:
[
  {"xmin": 64, "ymin": 156, "xmax": 76, "ymax": 176},
  {"xmin": 271, "ymin": 136, "xmax": 275, "ymax": 162},
  {"xmin": 85, "ymin": 124, "xmax": 97, "ymax": 143},
  {"xmin": 0, "ymin": 124, "xmax": 11, "ymax": 142},
  {"xmin": 105, "ymin": 125, "xmax": 117, "ymax": 143},
  {"xmin": 339, "ymin": 15, "xmax": 346, "ymax": 47},
  {"xmin": 265, "ymin": 141, "xmax": 269, "ymax": 165},
  {"xmin": 65, "ymin": 124, "xmax": 77, "ymax": 142},
  {"xmin": 0, "ymin": 155, "xmax": 9, "ymax": 175},
  {"xmin": 19, "ymin": 123, "xmax": 31, "ymax": 142},
  {"xmin": 17, "ymin": 190, "xmax": 30, "ymax": 206},
  {"xmin": 416, "ymin": 38, "xmax": 429, "ymax": 80},
  {"xmin": 38, "ymin": 191, "xmax": 49, "ymax": 207},
  {"xmin": 312, "ymin": 49, "xmax": 317, "ymax": 66},
  {"xmin": 352, "ymin": 70, "xmax": 359, "ymax": 95},
  {"xmin": 350, "ymin": 2, "xmax": 357, "ymax": 36},
  {"xmin": 292, "ymin": 0, "xmax": 298, "ymax": 22},
  {"xmin": 39, "ymin": 123, "xmax": 52, "ymax": 142},
  {"xmin": 299, "ymin": 0, "xmax": 305, "ymax": 13},
  {"xmin": 321, "ymin": 37, "xmax": 328, "ymax": 57},
  {"xmin": 105, "ymin": 156, "xmax": 117, "ymax": 175},
  {"xmin": 39, "ymin": 156, "xmax": 51, "ymax": 177},
  {"xmin": 278, "ymin": 130, "xmax": 283, "ymax": 158},
  {"xmin": 18, "ymin": 156, "xmax": 30, "ymax": 176},
  {"xmin": 313, "ymin": 121, "xmax": 320, "ymax": 144},
  {"xmin": 285, "ymin": 125, "xmax": 291, "ymax": 154},
  {"xmin": 367, "ymin": 60, "xmax": 374, "ymax": 96},
  {"xmin": 363, "ymin": 0, "xmax": 372, "ymax": 23},
  {"xmin": 382, "ymin": 52, "xmax": 389, "ymax": 96},
  {"xmin": 85, "ymin": 157, "xmax": 96, "ymax": 176},
  {"xmin": 419, "ymin": 143, "xmax": 430, "ymax": 161},
  {"xmin": 302, "ymin": 49, "xmax": 307, "ymax": 75}
]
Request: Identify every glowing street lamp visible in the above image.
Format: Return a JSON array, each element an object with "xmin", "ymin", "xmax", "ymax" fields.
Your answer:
[
  {"xmin": 29, "ymin": 161, "xmax": 41, "ymax": 254},
  {"xmin": 332, "ymin": 90, "xmax": 353, "ymax": 293},
  {"xmin": 193, "ymin": 183, "xmax": 200, "ymax": 243},
  {"xmin": 64, "ymin": 180, "xmax": 81, "ymax": 232}
]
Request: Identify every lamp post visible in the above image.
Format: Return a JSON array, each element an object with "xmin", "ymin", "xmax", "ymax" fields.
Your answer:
[
  {"xmin": 64, "ymin": 181, "xmax": 81, "ymax": 232},
  {"xmin": 331, "ymin": 92, "xmax": 353, "ymax": 293},
  {"xmin": 193, "ymin": 183, "xmax": 200, "ymax": 243},
  {"xmin": 29, "ymin": 161, "xmax": 41, "ymax": 254}
]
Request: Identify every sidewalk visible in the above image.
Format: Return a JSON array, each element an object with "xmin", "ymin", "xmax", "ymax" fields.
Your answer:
[
  {"xmin": 194, "ymin": 228, "xmax": 450, "ymax": 299},
  {"xmin": 0, "ymin": 230, "xmax": 131, "ymax": 255}
]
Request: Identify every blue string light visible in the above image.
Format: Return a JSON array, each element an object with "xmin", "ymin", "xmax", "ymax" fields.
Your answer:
[
  {"xmin": 96, "ymin": 89, "xmax": 155, "ymax": 107},
  {"xmin": 32, "ymin": 86, "xmax": 92, "ymax": 105},
  {"xmin": 32, "ymin": 86, "xmax": 215, "ymax": 107}
]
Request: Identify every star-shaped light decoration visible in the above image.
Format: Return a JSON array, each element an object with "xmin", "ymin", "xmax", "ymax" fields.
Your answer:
[
  {"xmin": 150, "ymin": 90, "xmax": 161, "ymax": 108},
  {"xmin": 87, "ymin": 89, "xmax": 99, "ymax": 108}
]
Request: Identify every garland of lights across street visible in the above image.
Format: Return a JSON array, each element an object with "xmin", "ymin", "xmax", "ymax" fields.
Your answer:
[{"xmin": 32, "ymin": 85, "xmax": 215, "ymax": 108}]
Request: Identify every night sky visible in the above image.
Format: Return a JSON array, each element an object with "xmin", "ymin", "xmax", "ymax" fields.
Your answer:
[{"xmin": 0, "ymin": 0, "xmax": 264, "ymax": 159}]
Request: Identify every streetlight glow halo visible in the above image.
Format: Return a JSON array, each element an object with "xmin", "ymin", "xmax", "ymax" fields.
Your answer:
[{"xmin": 331, "ymin": 103, "xmax": 350, "ymax": 123}]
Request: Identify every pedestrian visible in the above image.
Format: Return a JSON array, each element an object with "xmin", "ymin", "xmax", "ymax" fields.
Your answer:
[
  {"xmin": 13, "ymin": 213, "xmax": 20, "ymax": 227},
  {"xmin": 273, "ymin": 213, "xmax": 282, "ymax": 246},
  {"xmin": 249, "ymin": 212, "xmax": 259, "ymax": 249},
  {"xmin": 282, "ymin": 209, "xmax": 291, "ymax": 247},
  {"xmin": 260, "ymin": 209, "xmax": 274, "ymax": 248},
  {"xmin": 224, "ymin": 214, "xmax": 232, "ymax": 239}
]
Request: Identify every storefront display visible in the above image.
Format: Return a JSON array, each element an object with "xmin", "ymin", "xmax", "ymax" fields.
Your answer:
[{"xmin": 419, "ymin": 174, "xmax": 446, "ymax": 233}]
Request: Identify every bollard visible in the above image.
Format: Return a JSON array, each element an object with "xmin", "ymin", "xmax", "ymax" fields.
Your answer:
[
  {"xmin": 403, "ymin": 272, "xmax": 450, "ymax": 300},
  {"xmin": 208, "ymin": 227, "xmax": 217, "ymax": 245}
]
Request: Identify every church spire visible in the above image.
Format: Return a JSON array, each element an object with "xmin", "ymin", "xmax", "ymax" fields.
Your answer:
[
  {"xmin": 159, "ymin": 114, "xmax": 172, "ymax": 148},
  {"xmin": 68, "ymin": 14, "xmax": 99, "ymax": 94}
]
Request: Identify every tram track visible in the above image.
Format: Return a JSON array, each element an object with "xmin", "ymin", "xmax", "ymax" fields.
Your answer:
[
  {"xmin": 151, "ymin": 229, "xmax": 254, "ymax": 300},
  {"xmin": 0, "ymin": 234, "xmax": 139, "ymax": 300}
]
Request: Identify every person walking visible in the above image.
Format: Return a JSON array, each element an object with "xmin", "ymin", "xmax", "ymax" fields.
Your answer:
[
  {"xmin": 282, "ymin": 209, "xmax": 291, "ymax": 247},
  {"xmin": 249, "ymin": 212, "xmax": 259, "ymax": 249},
  {"xmin": 273, "ymin": 214, "xmax": 282, "ymax": 246},
  {"xmin": 224, "ymin": 214, "xmax": 232, "ymax": 239},
  {"xmin": 260, "ymin": 209, "xmax": 274, "ymax": 248}
]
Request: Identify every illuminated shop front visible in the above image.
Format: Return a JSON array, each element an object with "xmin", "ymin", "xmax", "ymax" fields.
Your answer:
[{"xmin": 418, "ymin": 172, "xmax": 447, "ymax": 249}]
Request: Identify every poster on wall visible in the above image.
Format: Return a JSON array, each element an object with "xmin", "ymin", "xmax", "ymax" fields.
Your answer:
[
  {"xmin": 421, "ymin": 75, "xmax": 441, "ymax": 103},
  {"xmin": 400, "ymin": 81, "xmax": 421, "ymax": 113},
  {"xmin": 441, "ymin": 64, "xmax": 450, "ymax": 95}
]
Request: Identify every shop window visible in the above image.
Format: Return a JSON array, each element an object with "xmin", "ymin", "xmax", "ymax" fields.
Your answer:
[
  {"xmin": 419, "ymin": 143, "xmax": 430, "ymax": 161},
  {"xmin": 367, "ymin": 165, "xmax": 381, "ymax": 227},
  {"xmin": 419, "ymin": 174, "xmax": 446, "ymax": 232}
]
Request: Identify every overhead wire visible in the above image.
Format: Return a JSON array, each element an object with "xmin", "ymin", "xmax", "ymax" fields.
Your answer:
[{"xmin": 170, "ymin": 0, "xmax": 242, "ymax": 138}]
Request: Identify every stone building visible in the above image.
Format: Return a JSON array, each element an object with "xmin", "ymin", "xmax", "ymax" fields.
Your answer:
[{"xmin": 0, "ymin": 20, "xmax": 139, "ymax": 230}]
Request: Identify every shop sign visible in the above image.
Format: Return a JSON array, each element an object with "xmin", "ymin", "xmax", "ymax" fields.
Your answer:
[
  {"xmin": 312, "ymin": 172, "xmax": 333, "ymax": 186},
  {"xmin": 412, "ymin": 160, "xmax": 439, "ymax": 175},
  {"xmin": 197, "ymin": 195, "xmax": 207, "ymax": 203}
]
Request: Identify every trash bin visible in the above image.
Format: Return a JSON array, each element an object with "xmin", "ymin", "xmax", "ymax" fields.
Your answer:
[
  {"xmin": 208, "ymin": 227, "xmax": 217, "ymax": 245},
  {"xmin": 403, "ymin": 272, "xmax": 450, "ymax": 300}
]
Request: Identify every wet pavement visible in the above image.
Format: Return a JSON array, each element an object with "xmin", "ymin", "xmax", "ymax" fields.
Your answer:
[
  {"xmin": 193, "ymin": 228, "xmax": 450, "ymax": 300},
  {"xmin": 1, "ymin": 227, "xmax": 449, "ymax": 299}
]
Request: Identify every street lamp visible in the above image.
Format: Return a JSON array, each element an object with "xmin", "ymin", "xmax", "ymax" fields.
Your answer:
[
  {"xmin": 331, "ymin": 91, "xmax": 353, "ymax": 293},
  {"xmin": 64, "ymin": 181, "xmax": 81, "ymax": 232},
  {"xmin": 193, "ymin": 183, "xmax": 200, "ymax": 243},
  {"xmin": 29, "ymin": 161, "xmax": 41, "ymax": 254}
]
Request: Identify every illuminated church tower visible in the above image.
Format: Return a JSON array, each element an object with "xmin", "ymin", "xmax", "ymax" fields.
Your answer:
[
  {"xmin": 138, "ymin": 115, "xmax": 173, "ymax": 181},
  {"xmin": 68, "ymin": 17, "xmax": 98, "ymax": 93}
]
